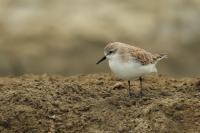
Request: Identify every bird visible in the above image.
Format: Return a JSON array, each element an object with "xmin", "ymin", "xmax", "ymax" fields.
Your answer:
[{"xmin": 96, "ymin": 42, "xmax": 167, "ymax": 97}]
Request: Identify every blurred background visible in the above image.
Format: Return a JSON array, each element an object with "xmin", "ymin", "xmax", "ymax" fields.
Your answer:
[{"xmin": 0, "ymin": 0, "xmax": 199, "ymax": 76}]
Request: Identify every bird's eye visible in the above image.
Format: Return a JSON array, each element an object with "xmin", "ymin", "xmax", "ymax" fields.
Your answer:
[{"xmin": 109, "ymin": 51, "xmax": 113, "ymax": 54}]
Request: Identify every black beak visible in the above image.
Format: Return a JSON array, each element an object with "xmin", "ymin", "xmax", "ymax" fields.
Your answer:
[{"xmin": 96, "ymin": 56, "xmax": 106, "ymax": 64}]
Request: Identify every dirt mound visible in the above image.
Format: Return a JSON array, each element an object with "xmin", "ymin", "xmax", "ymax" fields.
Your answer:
[{"xmin": 0, "ymin": 73, "xmax": 199, "ymax": 132}]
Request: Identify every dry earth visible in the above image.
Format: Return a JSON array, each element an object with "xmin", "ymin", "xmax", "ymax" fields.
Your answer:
[{"xmin": 0, "ymin": 73, "xmax": 199, "ymax": 133}]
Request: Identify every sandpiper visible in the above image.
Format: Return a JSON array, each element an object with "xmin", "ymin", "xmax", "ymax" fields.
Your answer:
[{"xmin": 96, "ymin": 42, "xmax": 167, "ymax": 97}]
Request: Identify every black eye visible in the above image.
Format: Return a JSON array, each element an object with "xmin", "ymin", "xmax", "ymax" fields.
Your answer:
[{"xmin": 109, "ymin": 51, "xmax": 113, "ymax": 54}]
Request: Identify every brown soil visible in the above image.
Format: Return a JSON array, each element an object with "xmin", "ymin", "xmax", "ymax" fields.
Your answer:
[{"xmin": 0, "ymin": 73, "xmax": 199, "ymax": 133}]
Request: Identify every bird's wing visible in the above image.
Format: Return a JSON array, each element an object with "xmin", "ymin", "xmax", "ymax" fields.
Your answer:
[{"xmin": 129, "ymin": 47, "xmax": 159, "ymax": 65}]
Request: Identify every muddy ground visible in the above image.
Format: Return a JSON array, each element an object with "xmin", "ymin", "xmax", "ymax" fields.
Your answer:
[{"xmin": 0, "ymin": 73, "xmax": 199, "ymax": 133}]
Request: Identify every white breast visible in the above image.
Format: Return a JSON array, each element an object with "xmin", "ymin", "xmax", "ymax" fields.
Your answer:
[{"xmin": 108, "ymin": 55, "xmax": 157, "ymax": 80}]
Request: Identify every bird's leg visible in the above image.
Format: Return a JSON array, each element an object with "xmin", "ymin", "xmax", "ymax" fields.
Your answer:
[
  {"xmin": 128, "ymin": 80, "xmax": 131, "ymax": 97},
  {"xmin": 139, "ymin": 77, "xmax": 144, "ymax": 97}
]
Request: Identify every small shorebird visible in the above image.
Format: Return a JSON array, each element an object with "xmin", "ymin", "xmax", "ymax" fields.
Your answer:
[{"xmin": 96, "ymin": 42, "xmax": 167, "ymax": 97}]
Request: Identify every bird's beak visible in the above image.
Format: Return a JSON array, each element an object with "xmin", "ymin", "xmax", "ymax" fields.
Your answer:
[{"xmin": 96, "ymin": 56, "xmax": 106, "ymax": 64}]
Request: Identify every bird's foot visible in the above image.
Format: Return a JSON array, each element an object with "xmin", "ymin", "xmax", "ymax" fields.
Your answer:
[
  {"xmin": 128, "ymin": 92, "xmax": 134, "ymax": 98},
  {"xmin": 139, "ymin": 91, "xmax": 144, "ymax": 97},
  {"xmin": 136, "ymin": 91, "xmax": 144, "ymax": 98}
]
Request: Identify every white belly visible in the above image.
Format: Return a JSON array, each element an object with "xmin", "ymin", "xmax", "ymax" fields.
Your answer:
[{"xmin": 109, "ymin": 59, "xmax": 157, "ymax": 80}]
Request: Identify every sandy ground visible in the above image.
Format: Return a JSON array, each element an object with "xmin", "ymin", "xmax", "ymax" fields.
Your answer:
[{"xmin": 0, "ymin": 73, "xmax": 199, "ymax": 133}]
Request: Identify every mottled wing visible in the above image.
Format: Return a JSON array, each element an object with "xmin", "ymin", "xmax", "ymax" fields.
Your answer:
[{"xmin": 129, "ymin": 47, "xmax": 161, "ymax": 65}]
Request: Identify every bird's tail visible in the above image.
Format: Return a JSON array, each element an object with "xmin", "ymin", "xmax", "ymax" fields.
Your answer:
[{"xmin": 154, "ymin": 53, "xmax": 168, "ymax": 64}]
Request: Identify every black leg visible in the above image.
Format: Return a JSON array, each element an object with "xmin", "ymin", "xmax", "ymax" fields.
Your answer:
[
  {"xmin": 139, "ymin": 77, "xmax": 144, "ymax": 97},
  {"xmin": 128, "ymin": 80, "xmax": 131, "ymax": 97}
]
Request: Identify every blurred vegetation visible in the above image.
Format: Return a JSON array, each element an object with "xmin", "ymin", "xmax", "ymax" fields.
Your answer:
[{"xmin": 0, "ymin": 0, "xmax": 199, "ymax": 76}]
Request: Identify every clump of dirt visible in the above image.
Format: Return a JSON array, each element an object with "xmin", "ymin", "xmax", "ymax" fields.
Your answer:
[{"xmin": 0, "ymin": 73, "xmax": 199, "ymax": 132}]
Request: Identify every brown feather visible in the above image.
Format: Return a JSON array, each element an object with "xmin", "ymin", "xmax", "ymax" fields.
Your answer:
[{"xmin": 104, "ymin": 42, "xmax": 166, "ymax": 65}]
